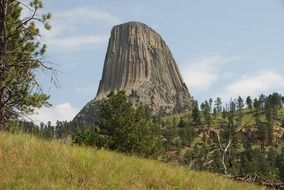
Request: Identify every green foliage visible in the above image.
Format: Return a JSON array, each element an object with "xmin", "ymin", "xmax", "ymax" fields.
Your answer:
[
  {"xmin": 161, "ymin": 119, "xmax": 179, "ymax": 148},
  {"xmin": 192, "ymin": 100, "xmax": 201, "ymax": 124},
  {"xmin": 0, "ymin": 0, "xmax": 53, "ymax": 127},
  {"xmin": 169, "ymin": 92, "xmax": 284, "ymax": 183},
  {"xmin": 178, "ymin": 119, "xmax": 195, "ymax": 146},
  {"xmin": 215, "ymin": 97, "xmax": 222, "ymax": 113},
  {"xmin": 72, "ymin": 125, "xmax": 103, "ymax": 147},
  {"xmin": 246, "ymin": 96, "xmax": 253, "ymax": 110},
  {"xmin": 276, "ymin": 148, "xmax": 284, "ymax": 181},
  {"xmin": 200, "ymin": 100, "xmax": 212, "ymax": 126},
  {"xmin": 184, "ymin": 140, "xmax": 220, "ymax": 171},
  {"xmin": 237, "ymin": 96, "xmax": 244, "ymax": 110},
  {"xmin": 84, "ymin": 90, "xmax": 163, "ymax": 158}
]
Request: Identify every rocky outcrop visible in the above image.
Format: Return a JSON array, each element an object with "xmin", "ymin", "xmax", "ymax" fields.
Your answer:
[{"xmin": 74, "ymin": 21, "xmax": 192, "ymax": 124}]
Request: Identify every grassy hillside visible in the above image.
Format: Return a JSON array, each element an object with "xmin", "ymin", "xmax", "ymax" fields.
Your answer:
[
  {"xmin": 163, "ymin": 107, "xmax": 284, "ymax": 127},
  {"xmin": 0, "ymin": 133, "xmax": 265, "ymax": 190}
]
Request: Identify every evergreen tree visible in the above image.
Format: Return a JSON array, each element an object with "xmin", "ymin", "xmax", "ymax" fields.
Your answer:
[
  {"xmin": 235, "ymin": 97, "xmax": 244, "ymax": 128},
  {"xmin": 253, "ymin": 98, "xmax": 259, "ymax": 110},
  {"xmin": 178, "ymin": 121, "xmax": 194, "ymax": 146},
  {"xmin": 229, "ymin": 99, "xmax": 236, "ymax": 112},
  {"xmin": 178, "ymin": 118, "xmax": 186, "ymax": 128},
  {"xmin": 237, "ymin": 96, "xmax": 244, "ymax": 110},
  {"xmin": 276, "ymin": 148, "xmax": 284, "ymax": 181},
  {"xmin": 267, "ymin": 92, "xmax": 283, "ymax": 109},
  {"xmin": 209, "ymin": 98, "xmax": 213, "ymax": 112},
  {"xmin": 246, "ymin": 96, "xmax": 253, "ymax": 110},
  {"xmin": 98, "ymin": 90, "xmax": 162, "ymax": 157},
  {"xmin": 222, "ymin": 107, "xmax": 227, "ymax": 119},
  {"xmin": 213, "ymin": 107, "xmax": 217, "ymax": 118},
  {"xmin": 214, "ymin": 97, "xmax": 222, "ymax": 113},
  {"xmin": 267, "ymin": 147, "xmax": 277, "ymax": 171},
  {"xmin": 192, "ymin": 100, "xmax": 201, "ymax": 125},
  {"xmin": 0, "ymin": 0, "xmax": 53, "ymax": 129},
  {"xmin": 266, "ymin": 115, "xmax": 273, "ymax": 146},
  {"xmin": 255, "ymin": 149, "xmax": 269, "ymax": 176},
  {"xmin": 201, "ymin": 100, "xmax": 211, "ymax": 126},
  {"xmin": 240, "ymin": 140, "xmax": 256, "ymax": 175},
  {"xmin": 163, "ymin": 119, "xmax": 178, "ymax": 148},
  {"xmin": 259, "ymin": 94, "xmax": 266, "ymax": 109},
  {"xmin": 257, "ymin": 122, "xmax": 266, "ymax": 151}
]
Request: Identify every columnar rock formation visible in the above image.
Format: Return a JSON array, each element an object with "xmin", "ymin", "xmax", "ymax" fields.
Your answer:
[{"xmin": 74, "ymin": 21, "xmax": 192, "ymax": 123}]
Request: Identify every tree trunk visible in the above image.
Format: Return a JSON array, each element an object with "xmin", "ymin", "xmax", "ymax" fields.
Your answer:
[{"xmin": 0, "ymin": 0, "xmax": 7, "ymax": 130}]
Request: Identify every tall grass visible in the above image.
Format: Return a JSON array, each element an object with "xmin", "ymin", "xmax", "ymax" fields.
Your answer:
[{"xmin": 0, "ymin": 132, "xmax": 265, "ymax": 190}]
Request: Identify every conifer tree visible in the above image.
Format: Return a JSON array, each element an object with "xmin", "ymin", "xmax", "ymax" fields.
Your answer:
[
  {"xmin": 214, "ymin": 97, "xmax": 222, "ymax": 113},
  {"xmin": 246, "ymin": 96, "xmax": 253, "ymax": 110},
  {"xmin": 98, "ymin": 90, "xmax": 162, "ymax": 157},
  {"xmin": 192, "ymin": 100, "xmax": 201, "ymax": 125},
  {"xmin": 0, "ymin": 0, "xmax": 53, "ymax": 129},
  {"xmin": 237, "ymin": 96, "xmax": 244, "ymax": 110}
]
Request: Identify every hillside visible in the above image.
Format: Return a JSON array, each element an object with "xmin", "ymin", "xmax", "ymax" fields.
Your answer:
[
  {"xmin": 164, "ymin": 107, "xmax": 284, "ymax": 125},
  {"xmin": 0, "ymin": 133, "xmax": 265, "ymax": 190}
]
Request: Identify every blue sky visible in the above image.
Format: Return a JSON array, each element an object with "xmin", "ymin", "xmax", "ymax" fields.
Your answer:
[{"xmin": 30, "ymin": 0, "xmax": 284, "ymax": 123}]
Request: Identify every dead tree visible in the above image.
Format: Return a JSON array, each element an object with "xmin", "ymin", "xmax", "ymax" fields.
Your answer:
[{"xmin": 210, "ymin": 111, "xmax": 256, "ymax": 175}]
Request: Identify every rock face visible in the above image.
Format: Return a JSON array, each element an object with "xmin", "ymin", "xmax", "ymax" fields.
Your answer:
[{"xmin": 74, "ymin": 21, "xmax": 192, "ymax": 123}]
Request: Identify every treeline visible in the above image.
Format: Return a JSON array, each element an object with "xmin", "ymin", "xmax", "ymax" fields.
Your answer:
[{"xmin": 11, "ymin": 91, "xmax": 284, "ymax": 184}]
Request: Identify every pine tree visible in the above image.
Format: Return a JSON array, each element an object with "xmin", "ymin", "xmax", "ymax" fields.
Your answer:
[
  {"xmin": 266, "ymin": 114, "xmax": 273, "ymax": 146},
  {"xmin": 257, "ymin": 122, "xmax": 266, "ymax": 152},
  {"xmin": 201, "ymin": 100, "xmax": 211, "ymax": 126},
  {"xmin": 0, "ymin": 0, "xmax": 53, "ymax": 129},
  {"xmin": 276, "ymin": 148, "xmax": 284, "ymax": 181},
  {"xmin": 209, "ymin": 98, "xmax": 213, "ymax": 112},
  {"xmin": 246, "ymin": 96, "xmax": 253, "ymax": 110},
  {"xmin": 98, "ymin": 90, "xmax": 162, "ymax": 157},
  {"xmin": 259, "ymin": 94, "xmax": 266, "ymax": 109},
  {"xmin": 222, "ymin": 107, "xmax": 227, "ymax": 119},
  {"xmin": 253, "ymin": 98, "xmax": 259, "ymax": 110},
  {"xmin": 240, "ymin": 139, "xmax": 255, "ymax": 175},
  {"xmin": 192, "ymin": 100, "xmax": 201, "ymax": 125},
  {"xmin": 178, "ymin": 118, "xmax": 186, "ymax": 128},
  {"xmin": 237, "ymin": 96, "xmax": 244, "ymax": 110},
  {"xmin": 214, "ymin": 97, "xmax": 222, "ymax": 113},
  {"xmin": 213, "ymin": 107, "xmax": 217, "ymax": 118}
]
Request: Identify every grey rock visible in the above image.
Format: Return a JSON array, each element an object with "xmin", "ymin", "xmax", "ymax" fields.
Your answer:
[{"xmin": 74, "ymin": 21, "xmax": 192, "ymax": 124}]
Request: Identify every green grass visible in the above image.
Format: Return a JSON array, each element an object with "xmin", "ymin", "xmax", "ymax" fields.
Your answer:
[{"xmin": 0, "ymin": 132, "xmax": 265, "ymax": 190}]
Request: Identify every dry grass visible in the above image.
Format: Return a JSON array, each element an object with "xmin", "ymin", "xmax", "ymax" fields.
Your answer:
[{"xmin": 0, "ymin": 132, "xmax": 266, "ymax": 190}]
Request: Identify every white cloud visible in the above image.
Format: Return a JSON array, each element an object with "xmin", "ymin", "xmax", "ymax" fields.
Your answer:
[
  {"xmin": 49, "ymin": 35, "xmax": 108, "ymax": 49},
  {"xmin": 41, "ymin": 7, "xmax": 121, "ymax": 51},
  {"xmin": 30, "ymin": 103, "xmax": 79, "ymax": 125},
  {"xmin": 181, "ymin": 55, "xmax": 237, "ymax": 91},
  {"xmin": 55, "ymin": 7, "xmax": 121, "ymax": 25},
  {"xmin": 220, "ymin": 71, "xmax": 284, "ymax": 100}
]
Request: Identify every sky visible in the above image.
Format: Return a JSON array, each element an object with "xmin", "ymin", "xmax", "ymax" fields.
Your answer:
[{"xmin": 30, "ymin": 0, "xmax": 284, "ymax": 124}]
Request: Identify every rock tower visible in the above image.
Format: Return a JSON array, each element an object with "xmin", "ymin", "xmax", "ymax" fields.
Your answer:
[{"xmin": 74, "ymin": 22, "xmax": 192, "ymax": 123}]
